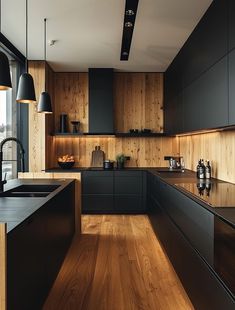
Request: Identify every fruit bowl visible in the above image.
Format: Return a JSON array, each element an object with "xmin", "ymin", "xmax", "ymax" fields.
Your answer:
[
  {"xmin": 58, "ymin": 161, "xmax": 75, "ymax": 169},
  {"xmin": 58, "ymin": 155, "xmax": 75, "ymax": 169}
]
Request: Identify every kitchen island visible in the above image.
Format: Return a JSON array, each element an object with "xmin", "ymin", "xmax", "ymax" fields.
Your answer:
[{"xmin": 0, "ymin": 178, "xmax": 76, "ymax": 310}]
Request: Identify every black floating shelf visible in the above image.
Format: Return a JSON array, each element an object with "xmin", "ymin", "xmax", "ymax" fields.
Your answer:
[
  {"xmin": 115, "ymin": 132, "xmax": 174, "ymax": 137},
  {"xmin": 54, "ymin": 132, "xmax": 84, "ymax": 136},
  {"xmin": 53, "ymin": 132, "xmax": 175, "ymax": 137}
]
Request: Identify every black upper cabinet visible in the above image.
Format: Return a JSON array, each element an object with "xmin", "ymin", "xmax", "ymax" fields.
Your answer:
[
  {"xmin": 184, "ymin": 57, "xmax": 228, "ymax": 132},
  {"xmin": 164, "ymin": 0, "xmax": 229, "ymax": 134},
  {"xmin": 229, "ymin": 0, "xmax": 235, "ymax": 51},
  {"xmin": 89, "ymin": 68, "xmax": 114, "ymax": 134},
  {"xmin": 182, "ymin": 0, "xmax": 228, "ymax": 88}
]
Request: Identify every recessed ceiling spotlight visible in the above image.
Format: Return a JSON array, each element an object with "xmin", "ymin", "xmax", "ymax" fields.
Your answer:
[
  {"xmin": 126, "ymin": 9, "xmax": 135, "ymax": 16},
  {"xmin": 125, "ymin": 22, "xmax": 133, "ymax": 28}
]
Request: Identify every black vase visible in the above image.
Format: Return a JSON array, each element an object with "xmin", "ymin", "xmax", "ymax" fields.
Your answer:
[
  {"xmin": 117, "ymin": 161, "xmax": 124, "ymax": 169},
  {"xmin": 60, "ymin": 114, "xmax": 68, "ymax": 133}
]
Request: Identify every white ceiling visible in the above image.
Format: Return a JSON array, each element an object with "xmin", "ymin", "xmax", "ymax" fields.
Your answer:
[{"xmin": 2, "ymin": 0, "xmax": 213, "ymax": 72}]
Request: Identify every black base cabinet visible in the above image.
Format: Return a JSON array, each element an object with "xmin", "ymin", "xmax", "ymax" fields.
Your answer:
[
  {"xmin": 147, "ymin": 174, "xmax": 235, "ymax": 310},
  {"xmin": 7, "ymin": 183, "xmax": 75, "ymax": 310},
  {"xmin": 82, "ymin": 171, "xmax": 146, "ymax": 214}
]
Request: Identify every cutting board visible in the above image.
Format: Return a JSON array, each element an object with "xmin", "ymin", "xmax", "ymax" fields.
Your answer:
[{"xmin": 91, "ymin": 146, "xmax": 105, "ymax": 167}]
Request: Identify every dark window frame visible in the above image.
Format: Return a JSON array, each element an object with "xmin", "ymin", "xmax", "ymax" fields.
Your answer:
[{"xmin": 0, "ymin": 32, "xmax": 29, "ymax": 172}]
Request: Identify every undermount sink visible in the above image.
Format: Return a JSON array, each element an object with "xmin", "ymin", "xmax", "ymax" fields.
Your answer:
[{"xmin": 0, "ymin": 184, "xmax": 60, "ymax": 198}]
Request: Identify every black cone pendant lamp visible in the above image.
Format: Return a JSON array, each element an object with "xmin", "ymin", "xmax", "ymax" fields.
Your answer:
[
  {"xmin": 16, "ymin": 0, "xmax": 36, "ymax": 103},
  {"xmin": 0, "ymin": 0, "xmax": 12, "ymax": 90},
  {"xmin": 37, "ymin": 18, "xmax": 52, "ymax": 114}
]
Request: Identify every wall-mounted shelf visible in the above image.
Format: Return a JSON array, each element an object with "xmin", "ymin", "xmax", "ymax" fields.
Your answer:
[
  {"xmin": 53, "ymin": 132, "xmax": 174, "ymax": 137},
  {"xmin": 115, "ymin": 132, "xmax": 174, "ymax": 137}
]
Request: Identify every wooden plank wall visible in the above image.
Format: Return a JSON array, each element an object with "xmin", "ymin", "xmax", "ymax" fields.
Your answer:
[
  {"xmin": 52, "ymin": 136, "xmax": 179, "ymax": 168},
  {"xmin": 28, "ymin": 61, "xmax": 46, "ymax": 172},
  {"xmin": 114, "ymin": 73, "xmax": 164, "ymax": 133},
  {"xmin": 29, "ymin": 61, "xmax": 56, "ymax": 171},
  {"xmin": 0, "ymin": 223, "xmax": 6, "ymax": 310},
  {"xmin": 54, "ymin": 73, "xmax": 88, "ymax": 133},
  {"xmin": 49, "ymin": 72, "xmax": 176, "ymax": 167},
  {"xmin": 179, "ymin": 130, "xmax": 235, "ymax": 183}
]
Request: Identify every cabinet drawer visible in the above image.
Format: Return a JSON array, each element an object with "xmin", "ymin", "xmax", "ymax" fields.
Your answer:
[
  {"xmin": 114, "ymin": 195, "xmax": 143, "ymax": 213},
  {"xmin": 161, "ymin": 182, "xmax": 214, "ymax": 264},
  {"xmin": 82, "ymin": 176, "xmax": 113, "ymax": 194},
  {"xmin": 114, "ymin": 176, "xmax": 142, "ymax": 194},
  {"xmin": 82, "ymin": 195, "xmax": 114, "ymax": 213},
  {"xmin": 114, "ymin": 171, "xmax": 142, "ymax": 177}
]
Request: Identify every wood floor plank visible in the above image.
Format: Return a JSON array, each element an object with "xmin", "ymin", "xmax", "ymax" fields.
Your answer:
[{"xmin": 43, "ymin": 215, "xmax": 194, "ymax": 310}]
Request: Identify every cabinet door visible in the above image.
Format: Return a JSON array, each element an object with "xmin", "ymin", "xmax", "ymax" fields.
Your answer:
[
  {"xmin": 82, "ymin": 195, "xmax": 114, "ymax": 213},
  {"xmin": 229, "ymin": 0, "xmax": 235, "ymax": 51},
  {"xmin": 82, "ymin": 171, "xmax": 113, "ymax": 194},
  {"xmin": 164, "ymin": 92, "xmax": 184, "ymax": 134},
  {"xmin": 229, "ymin": 49, "xmax": 235, "ymax": 125},
  {"xmin": 114, "ymin": 171, "xmax": 144, "ymax": 213},
  {"xmin": 7, "ymin": 211, "xmax": 46, "ymax": 310},
  {"xmin": 182, "ymin": 0, "xmax": 228, "ymax": 87},
  {"xmin": 114, "ymin": 171, "xmax": 142, "ymax": 194},
  {"xmin": 183, "ymin": 56, "xmax": 228, "ymax": 132}
]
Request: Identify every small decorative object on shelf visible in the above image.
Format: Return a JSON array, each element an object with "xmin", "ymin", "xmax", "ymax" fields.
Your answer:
[
  {"xmin": 71, "ymin": 121, "xmax": 80, "ymax": 133},
  {"xmin": 59, "ymin": 114, "xmax": 68, "ymax": 133},
  {"xmin": 58, "ymin": 154, "xmax": 75, "ymax": 169},
  {"xmin": 116, "ymin": 153, "xmax": 126, "ymax": 169}
]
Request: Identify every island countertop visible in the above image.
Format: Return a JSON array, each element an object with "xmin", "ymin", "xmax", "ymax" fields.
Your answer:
[{"xmin": 0, "ymin": 178, "xmax": 75, "ymax": 233}]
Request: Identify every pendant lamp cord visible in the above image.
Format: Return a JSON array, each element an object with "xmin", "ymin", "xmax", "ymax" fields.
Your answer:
[
  {"xmin": 44, "ymin": 18, "xmax": 47, "ymax": 91},
  {"xmin": 25, "ymin": 0, "xmax": 28, "ymax": 72}
]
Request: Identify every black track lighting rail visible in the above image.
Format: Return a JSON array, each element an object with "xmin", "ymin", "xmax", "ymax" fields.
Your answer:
[{"xmin": 120, "ymin": 0, "xmax": 139, "ymax": 61}]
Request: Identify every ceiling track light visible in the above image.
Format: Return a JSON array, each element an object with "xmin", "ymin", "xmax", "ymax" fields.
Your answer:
[
  {"xmin": 37, "ymin": 18, "xmax": 52, "ymax": 114},
  {"xmin": 16, "ymin": 0, "xmax": 36, "ymax": 103},
  {"xmin": 0, "ymin": 0, "xmax": 12, "ymax": 90},
  {"xmin": 125, "ymin": 22, "xmax": 133, "ymax": 28},
  {"xmin": 125, "ymin": 9, "xmax": 135, "ymax": 16},
  {"xmin": 120, "ymin": 0, "xmax": 139, "ymax": 61}
]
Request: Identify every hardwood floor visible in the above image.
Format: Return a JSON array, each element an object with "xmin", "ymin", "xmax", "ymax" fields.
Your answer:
[{"xmin": 43, "ymin": 215, "xmax": 194, "ymax": 310}]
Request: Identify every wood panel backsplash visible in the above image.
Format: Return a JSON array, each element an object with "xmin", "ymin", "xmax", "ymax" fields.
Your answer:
[
  {"xmin": 179, "ymin": 130, "xmax": 235, "ymax": 183},
  {"xmin": 53, "ymin": 137, "xmax": 179, "ymax": 168}
]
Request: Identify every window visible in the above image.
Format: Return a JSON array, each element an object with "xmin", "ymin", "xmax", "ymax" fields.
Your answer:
[{"xmin": 0, "ymin": 49, "xmax": 21, "ymax": 180}]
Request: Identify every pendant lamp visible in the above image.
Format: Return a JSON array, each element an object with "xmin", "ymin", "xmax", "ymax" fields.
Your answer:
[
  {"xmin": 0, "ymin": 0, "xmax": 12, "ymax": 90},
  {"xmin": 37, "ymin": 18, "xmax": 52, "ymax": 113},
  {"xmin": 16, "ymin": 0, "xmax": 36, "ymax": 103}
]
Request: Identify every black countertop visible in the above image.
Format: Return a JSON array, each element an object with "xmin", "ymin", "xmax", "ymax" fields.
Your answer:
[
  {"xmin": 0, "ymin": 178, "xmax": 74, "ymax": 233},
  {"xmin": 46, "ymin": 166, "xmax": 235, "ymax": 228}
]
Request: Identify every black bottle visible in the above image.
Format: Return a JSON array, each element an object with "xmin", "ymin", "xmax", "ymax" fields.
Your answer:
[
  {"xmin": 199, "ymin": 159, "xmax": 205, "ymax": 179},
  {"xmin": 196, "ymin": 160, "xmax": 201, "ymax": 178},
  {"xmin": 205, "ymin": 160, "xmax": 211, "ymax": 179}
]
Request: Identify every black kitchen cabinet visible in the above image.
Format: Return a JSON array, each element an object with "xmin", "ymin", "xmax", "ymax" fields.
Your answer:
[
  {"xmin": 7, "ymin": 210, "xmax": 46, "ymax": 310},
  {"xmin": 114, "ymin": 171, "xmax": 145, "ymax": 213},
  {"xmin": 183, "ymin": 56, "xmax": 228, "ymax": 132},
  {"xmin": 164, "ymin": 0, "xmax": 230, "ymax": 134},
  {"xmin": 164, "ymin": 92, "xmax": 184, "ymax": 134},
  {"xmin": 7, "ymin": 183, "xmax": 75, "ymax": 310},
  {"xmin": 229, "ymin": 0, "xmax": 235, "ymax": 52},
  {"xmin": 229, "ymin": 49, "xmax": 235, "ymax": 125},
  {"xmin": 82, "ymin": 170, "xmax": 146, "ymax": 213},
  {"xmin": 82, "ymin": 171, "xmax": 114, "ymax": 213},
  {"xmin": 148, "ymin": 175, "xmax": 235, "ymax": 310},
  {"xmin": 182, "ymin": 0, "xmax": 228, "ymax": 88},
  {"xmin": 89, "ymin": 68, "xmax": 114, "ymax": 134}
]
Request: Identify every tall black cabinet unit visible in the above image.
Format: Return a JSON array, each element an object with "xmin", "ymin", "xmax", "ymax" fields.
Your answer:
[
  {"xmin": 88, "ymin": 68, "xmax": 114, "ymax": 134},
  {"xmin": 164, "ymin": 0, "xmax": 231, "ymax": 134}
]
